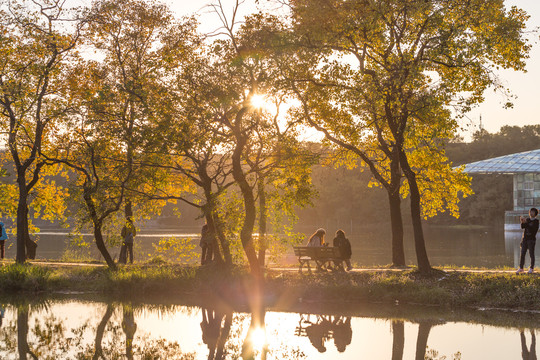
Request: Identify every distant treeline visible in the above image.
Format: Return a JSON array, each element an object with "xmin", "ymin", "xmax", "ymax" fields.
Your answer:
[
  {"xmin": 294, "ymin": 125, "xmax": 540, "ymax": 229},
  {"xmin": 31, "ymin": 125, "xmax": 540, "ymax": 231}
]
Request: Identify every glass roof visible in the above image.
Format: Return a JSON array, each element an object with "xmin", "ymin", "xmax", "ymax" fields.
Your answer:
[{"xmin": 463, "ymin": 149, "xmax": 540, "ymax": 174}]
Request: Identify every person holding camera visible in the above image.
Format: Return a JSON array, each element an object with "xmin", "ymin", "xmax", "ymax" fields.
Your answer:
[{"xmin": 516, "ymin": 207, "xmax": 539, "ymax": 274}]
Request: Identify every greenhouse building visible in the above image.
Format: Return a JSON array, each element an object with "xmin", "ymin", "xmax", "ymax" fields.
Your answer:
[{"xmin": 463, "ymin": 148, "xmax": 540, "ymax": 230}]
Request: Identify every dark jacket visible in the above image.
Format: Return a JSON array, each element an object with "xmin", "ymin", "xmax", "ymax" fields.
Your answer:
[
  {"xmin": 121, "ymin": 223, "xmax": 136, "ymax": 244},
  {"xmin": 333, "ymin": 236, "xmax": 352, "ymax": 259},
  {"xmin": 522, "ymin": 218, "xmax": 539, "ymax": 241}
]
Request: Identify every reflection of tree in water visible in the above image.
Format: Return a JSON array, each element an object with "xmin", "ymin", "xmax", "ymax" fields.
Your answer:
[
  {"xmin": 92, "ymin": 304, "xmax": 113, "ymax": 360},
  {"xmin": 17, "ymin": 304, "xmax": 37, "ymax": 360},
  {"xmin": 200, "ymin": 307, "xmax": 232, "ymax": 360},
  {"xmin": 521, "ymin": 329, "xmax": 537, "ymax": 360},
  {"xmin": 391, "ymin": 319, "xmax": 461, "ymax": 360},
  {"xmin": 0, "ymin": 302, "xmax": 196, "ymax": 359}
]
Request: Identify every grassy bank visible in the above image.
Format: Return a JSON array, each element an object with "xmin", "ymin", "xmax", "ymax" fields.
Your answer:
[{"xmin": 1, "ymin": 262, "xmax": 539, "ymax": 311}]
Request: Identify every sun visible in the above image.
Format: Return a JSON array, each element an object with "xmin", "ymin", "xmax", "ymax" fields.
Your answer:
[{"xmin": 249, "ymin": 94, "xmax": 270, "ymax": 110}]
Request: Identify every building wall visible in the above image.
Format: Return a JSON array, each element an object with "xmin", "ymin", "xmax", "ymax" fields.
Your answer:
[{"xmin": 513, "ymin": 173, "xmax": 540, "ymax": 210}]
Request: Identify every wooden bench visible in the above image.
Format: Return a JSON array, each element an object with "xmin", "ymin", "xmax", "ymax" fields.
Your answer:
[{"xmin": 293, "ymin": 246, "xmax": 343, "ymax": 273}]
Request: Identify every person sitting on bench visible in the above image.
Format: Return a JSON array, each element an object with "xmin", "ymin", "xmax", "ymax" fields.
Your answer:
[
  {"xmin": 307, "ymin": 228, "xmax": 329, "ymax": 271},
  {"xmin": 307, "ymin": 228, "xmax": 326, "ymax": 247}
]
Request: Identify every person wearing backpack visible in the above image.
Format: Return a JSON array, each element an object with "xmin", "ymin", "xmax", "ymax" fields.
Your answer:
[
  {"xmin": 0, "ymin": 222, "xmax": 8, "ymax": 259},
  {"xmin": 120, "ymin": 218, "xmax": 136, "ymax": 264}
]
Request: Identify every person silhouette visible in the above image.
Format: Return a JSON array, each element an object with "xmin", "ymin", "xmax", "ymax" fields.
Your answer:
[
  {"xmin": 332, "ymin": 316, "xmax": 352, "ymax": 352},
  {"xmin": 122, "ymin": 305, "xmax": 137, "ymax": 360},
  {"xmin": 305, "ymin": 316, "xmax": 332, "ymax": 353}
]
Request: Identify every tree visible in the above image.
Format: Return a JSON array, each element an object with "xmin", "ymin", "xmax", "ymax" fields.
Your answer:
[
  {"xmin": 205, "ymin": 4, "xmax": 318, "ymax": 276},
  {"xmin": 0, "ymin": 0, "xmax": 83, "ymax": 263},
  {"xmin": 81, "ymin": 0, "xmax": 197, "ymax": 245},
  {"xmin": 283, "ymin": 0, "xmax": 529, "ymax": 272}
]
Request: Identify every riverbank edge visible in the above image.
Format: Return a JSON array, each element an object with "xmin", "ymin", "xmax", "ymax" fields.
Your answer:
[{"xmin": 0, "ymin": 262, "xmax": 539, "ymax": 311}]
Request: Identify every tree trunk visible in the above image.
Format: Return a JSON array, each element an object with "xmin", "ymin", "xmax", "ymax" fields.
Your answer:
[
  {"xmin": 387, "ymin": 143, "xmax": 405, "ymax": 266},
  {"xmin": 232, "ymin": 132, "xmax": 261, "ymax": 278},
  {"xmin": 213, "ymin": 214, "xmax": 232, "ymax": 265},
  {"xmin": 93, "ymin": 224, "xmax": 117, "ymax": 270},
  {"xmin": 23, "ymin": 205, "xmax": 37, "ymax": 260},
  {"xmin": 388, "ymin": 188, "xmax": 405, "ymax": 267},
  {"xmin": 84, "ymin": 190, "xmax": 117, "ymax": 270},
  {"xmin": 16, "ymin": 192, "xmax": 27, "ymax": 264},
  {"xmin": 205, "ymin": 213, "xmax": 224, "ymax": 265},
  {"xmin": 15, "ymin": 173, "xmax": 38, "ymax": 263},
  {"xmin": 257, "ymin": 177, "xmax": 267, "ymax": 268},
  {"xmin": 399, "ymin": 150, "xmax": 431, "ymax": 273}
]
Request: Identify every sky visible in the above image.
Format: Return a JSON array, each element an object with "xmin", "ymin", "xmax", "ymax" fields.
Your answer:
[{"xmin": 65, "ymin": 0, "xmax": 540, "ymax": 140}]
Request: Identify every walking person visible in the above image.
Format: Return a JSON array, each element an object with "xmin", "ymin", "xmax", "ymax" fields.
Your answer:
[
  {"xmin": 120, "ymin": 218, "xmax": 136, "ymax": 264},
  {"xmin": 517, "ymin": 207, "xmax": 539, "ymax": 274},
  {"xmin": 333, "ymin": 229, "xmax": 353, "ymax": 271},
  {"xmin": 0, "ymin": 222, "xmax": 7, "ymax": 260}
]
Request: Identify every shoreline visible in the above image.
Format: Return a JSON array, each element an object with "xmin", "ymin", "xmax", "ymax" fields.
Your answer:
[{"xmin": 1, "ymin": 261, "xmax": 539, "ymax": 312}]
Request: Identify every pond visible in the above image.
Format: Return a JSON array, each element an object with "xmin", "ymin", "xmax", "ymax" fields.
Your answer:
[
  {"xmin": 0, "ymin": 295, "xmax": 537, "ymax": 359},
  {"xmin": 0, "ymin": 226, "xmax": 531, "ymax": 269}
]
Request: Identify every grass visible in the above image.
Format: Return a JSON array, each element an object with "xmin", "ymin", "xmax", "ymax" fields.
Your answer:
[{"xmin": 2, "ymin": 261, "xmax": 540, "ymax": 311}]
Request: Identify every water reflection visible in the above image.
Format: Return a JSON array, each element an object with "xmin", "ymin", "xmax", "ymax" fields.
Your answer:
[
  {"xmin": 0, "ymin": 298, "xmax": 539, "ymax": 359},
  {"xmin": 200, "ymin": 307, "xmax": 232, "ymax": 360},
  {"xmin": 93, "ymin": 304, "xmax": 113, "ymax": 360},
  {"xmin": 17, "ymin": 304, "xmax": 36, "ymax": 360},
  {"xmin": 296, "ymin": 314, "xmax": 352, "ymax": 353},
  {"xmin": 241, "ymin": 311, "xmax": 268, "ymax": 360},
  {"xmin": 521, "ymin": 330, "xmax": 537, "ymax": 360},
  {"xmin": 122, "ymin": 304, "xmax": 137, "ymax": 360}
]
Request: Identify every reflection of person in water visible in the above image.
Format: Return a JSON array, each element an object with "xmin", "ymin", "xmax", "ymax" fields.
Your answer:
[
  {"xmin": 122, "ymin": 305, "xmax": 137, "ymax": 360},
  {"xmin": 521, "ymin": 330, "xmax": 537, "ymax": 360},
  {"xmin": 305, "ymin": 316, "xmax": 332, "ymax": 353},
  {"xmin": 333, "ymin": 316, "xmax": 352, "ymax": 352}
]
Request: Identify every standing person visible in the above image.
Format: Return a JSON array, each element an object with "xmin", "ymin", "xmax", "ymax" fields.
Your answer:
[
  {"xmin": 0, "ymin": 222, "xmax": 7, "ymax": 260},
  {"xmin": 200, "ymin": 224, "xmax": 213, "ymax": 265},
  {"xmin": 333, "ymin": 229, "xmax": 353, "ymax": 271},
  {"xmin": 121, "ymin": 218, "xmax": 136, "ymax": 264},
  {"xmin": 517, "ymin": 207, "xmax": 539, "ymax": 274},
  {"xmin": 307, "ymin": 228, "xmax": 326, "ymax": 247}
]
